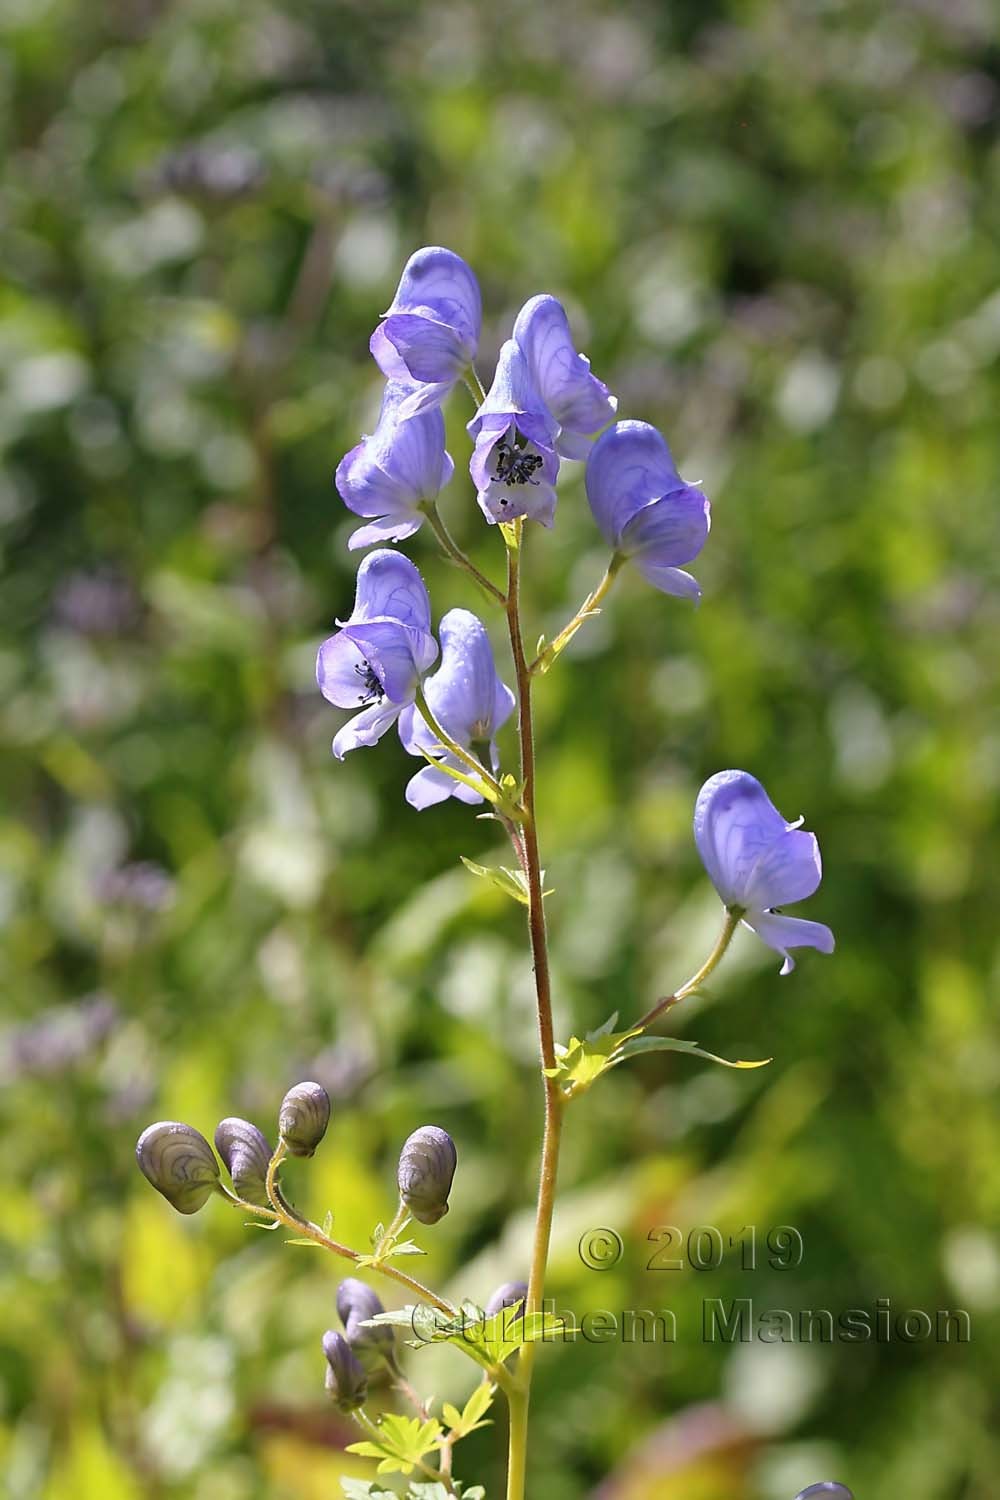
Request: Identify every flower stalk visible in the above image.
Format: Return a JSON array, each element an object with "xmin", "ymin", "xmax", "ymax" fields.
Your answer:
[{"xmin": 502, "ymin": 518, "xmax": 565, "ymax": 1500}]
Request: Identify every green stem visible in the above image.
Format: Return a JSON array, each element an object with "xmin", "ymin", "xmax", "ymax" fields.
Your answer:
[
  {"xmin": 503, "ymin": 519, "xmax": 564, "ymax": 1500},
  {"xmin": 505, "ymin": 1383, "xmax": 530, "ymax": 1500},
  {"xmin": 631, "ymin": 907, "xmax": 742, "ymax": 1032},
  {"xmin": 422, "ymin": 499, "xmax": 506, "ymax": 605},
  {"xmin": 414, "ymin": 685, "xmax": 504, "ymax": 799},
  {"xmin": 256, "ymin": 1142, "xmax": 456, "ymax": 1315},
  {"xmin": 530, "ymin": 552, "xmax": 625, "ymax": 673}
]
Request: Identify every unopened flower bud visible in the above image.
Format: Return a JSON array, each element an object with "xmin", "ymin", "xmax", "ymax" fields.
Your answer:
[
  {"xmin": 795, "ymin": 1488, "xmax": 853, "ymax": 1500},
  {"xmin": 135, "ymin": 1121, "xmax": 220, "ymax": 1214},
  {"xmin": 278, "ymin": 1081, "xmax": 330, "ymax": 1158},
  {"xmin": 322, "ymin": 1329, "xmax": 368, "ymax": 1411},
  {"xmin": 485, "ymin": 1280, "xmax": 528, "ymax": 1320},
  {"xmin": 337, "ymin": 1277, "xmax": 394, "ymax": 1362},
  {"xmin": 214, "ymin": 1117, "xmax": 272, "ymax": 1207},
  {"xmin": 396, "ymin": 1125, "xmax": 457, "ymax": 1226}
]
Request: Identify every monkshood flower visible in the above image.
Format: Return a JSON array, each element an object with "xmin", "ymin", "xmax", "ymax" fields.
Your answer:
[
  {"xmin": 335, "ymin": 380, "xmax": 454, "ymax": 550},
  {"xmin": 694, "ymin": 770, "xmax": 835, "ymax": 975},
  {"xmin": 585, "ymin": 420, "xmax": 711, "ymax": 601},
  {"xmin": 337, "ymin": 1278, "xmax": 395, "ymax": 1365},
  {"xmin": 397, "ymin": 1125, "xmax": 458, "ymax": 1225},
  {"xmin": 467, "ymin": 339, "xmax": 560, "ymax": 526},
  {"xmin": 795, "ymin": 1487, "xmax": 853, "ymax": 1500},
  {"xmin": 214, "ymin": 1117, "xmax": 272, "ymax": 1207},
  {"xmin": 322, "ymin": 1330, "xmax": 368, "ymax": 1412},
  {"xmin": 485, "ymin": 1280, "xmax": 528, "ymax": 1320},
  {"xmin": 397, "ymin": 608, "xmax": 515, "ymax": 810},
  {"xmin": 278, "ymin": 1081, "xmax": 331, "ymax": 1157},
  {"xmin": 135, "ymin": 1121, "xmax": 220, "ymax": 1215},
  {"xmin": 370, "ymin": 246, "xmax": 481, "ymax": 416},
  {"xmin": 513, "ymin": 295, "xmax": 616, "ymax": 458},
  {"xmin": 316, "ymin": 550, "xmax": 438, "ymax": 760}
]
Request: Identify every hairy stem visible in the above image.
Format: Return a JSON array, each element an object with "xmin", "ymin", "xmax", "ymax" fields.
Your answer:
[
  {"xmin": 530, "ymin": 552, "xmax": 624, "ymax": 673},
  {"xmin": 464, "ymin": 367, "xmax": 488, "ymax": 406},
  {"xmin": 421, "ymin": 499, "xmax": 506, "ymax": 605},
  {"xmin": 503, "ymin": 519, "xmax": 565, "ymax": 1500},
  {"xmin": 632, "ymin": 907, "xmax": 742, "ymax": 1032},
  {"xmin": 255, "ymin": 1141, "xmax": 456, "ymax": 1315}
]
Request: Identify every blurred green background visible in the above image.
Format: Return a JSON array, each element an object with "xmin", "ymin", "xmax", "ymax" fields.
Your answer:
[{"xmin": 2, "ymin": 0, "xmax": 999, "ymax": 1497}]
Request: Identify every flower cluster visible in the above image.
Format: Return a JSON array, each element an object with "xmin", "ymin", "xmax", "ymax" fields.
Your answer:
[{"xmin": 319, "ymin": 245, "xmax": 832, "ymax": 972}]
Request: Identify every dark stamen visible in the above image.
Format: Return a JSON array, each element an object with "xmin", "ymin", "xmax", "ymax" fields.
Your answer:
[
  {"xmin": 354, "ymin": 658, "xmax": 384, "ymax": 705},
  {"xmin": 493, "ymin": 435, "xmax": 543, "ymax": 487}
]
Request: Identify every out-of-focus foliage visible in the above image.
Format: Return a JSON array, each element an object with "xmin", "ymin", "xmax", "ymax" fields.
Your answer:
[{"xmin": 1, "ymin": 0, "xmax": 999, "ymax": 1497}]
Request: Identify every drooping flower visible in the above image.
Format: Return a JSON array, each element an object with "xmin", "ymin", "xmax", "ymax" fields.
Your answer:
[
  {"xmin": 322, "ymin": 1330, "xmax": 368, "ymax": 1411},
  {"xmin": 513, "ymin": 294, "xmax": 616, "ymax": 458},
  {"xmin": 585, "ymin": 420, "xmax": 711, "ymax": 601},
  {"xmin": 336, "ymin": 380, "xmax": 454, "ymax": 550},
  {"xmin": 370, "ymin": 247, "xmax": 481, "ymax": 416},
  {"xmin": 694, "ymin": 770, "xmax": 835, "ymax": 975},
  {"xmin": 337, "ymin": 1278, "xmax": 395, "ymax": 1365},
  {"xmin": 467, "ymin": 340, "xmax": 560, "ymax": 526},
  {"xmin": 397, "ymin": 608, "xmax": 514, "ymax": 810},
  {"xmin": 316, "ymin": 551, "xmax": 438, "ymax": 760}
]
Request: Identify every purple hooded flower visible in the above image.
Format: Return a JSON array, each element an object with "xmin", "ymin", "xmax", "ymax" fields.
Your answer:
[
  {"xmin": 694, "ymin": 770, "xmax": 835, "ymax": 975},
  {"xmin": 513, "ymin": 295, "xmax": 616, "ymax": 458},
  {"xmin": 398, "ymin": 608, "xmax": 514, "ymax": 810},
  {"xmin": 794, "ymin": 1487, "xmax": 853, "ymax": 1500},
  {"xmin": 336, "ymin": 381, "xmax": 454, "ymax": 550},
  {"xmin": 467, "ymin": 340, "xmax": 560, "ymax": 526},
  {"xmin": 370, "ymin": 247, "xmax": 481, "ymax": 417},
  {"xmin": 316, "ymin": 550, "xmax": 438, "ymax": 760},
  {"xmin": 585, "ymin": 420, "xmax": 711, "ymax": 601}
]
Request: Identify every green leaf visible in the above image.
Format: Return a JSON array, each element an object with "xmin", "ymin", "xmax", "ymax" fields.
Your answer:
[
  {"xmin": 346, "ymin": 1414, "xmax": 443, "ymax": 1476},
  {"xmin": 365, "ymin": 1304, "xmax": 568, "ymax": 1369},
  {"xmin": 613, "ymin": 1036, "xmax": 771, "ymax": 1070},
  {"xmin": 461, "ymin": 857, "xmax": 530, "ymax": 905},
  {"xmin": 544, "ymin": 1026, "xmax": 770, "ymax": 1097},
  {"xmin": 543, "ymin": 1029, "xmax": 642, "ymax": 1097},
  {"xmin": 442, "ymin": 1380, "xmax": 495, "ymax": 1438}
]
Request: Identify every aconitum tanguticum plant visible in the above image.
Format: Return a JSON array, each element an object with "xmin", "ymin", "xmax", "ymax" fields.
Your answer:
[{"xmin": 135, "ymin": 247, "xmax": 843, "ymax": 1500}]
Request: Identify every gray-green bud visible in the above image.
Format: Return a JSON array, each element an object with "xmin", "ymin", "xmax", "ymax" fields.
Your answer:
[
  {"xmin": 135, "ymin": 1121, "xmax": 220, "ymax": 1215},
  {"xmin": 396, "ymin": 1125, "xmax": 457, "ymax": 1226},
  {"xmin": 337, "ymin": 1277, "xmax": 394, "ymax": 1364},
  {"xmin": 278, "ymin": 1081, "xmax": 330, "ymax": 1158},
  {"xmin": 322, "ymin": 1329, "xmax": 368, "ymax": 1412},
  {"xmin": 214, "ymin": 1117, "xmax": 272, "ymax": 1207}
]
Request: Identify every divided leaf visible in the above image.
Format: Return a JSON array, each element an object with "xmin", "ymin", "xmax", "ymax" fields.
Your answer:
[
  {"xmin": 346, "ymin": 1413, "xmax": 443, "ymax": 1476},
  {"xmin": 364, "ymin": 1304, "xmax": 568, "ymax": 1370},
  {"xmin": 545, "ymin": 1024, "xmax": 770, "ymax": 1097},
  {"xmin": 461, "ymin": 858, "xmax": 552, "ymax": 907},
  {"xmin": 442, "ymin": 1380, "xmax": 495, "ymax": 1438}
]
